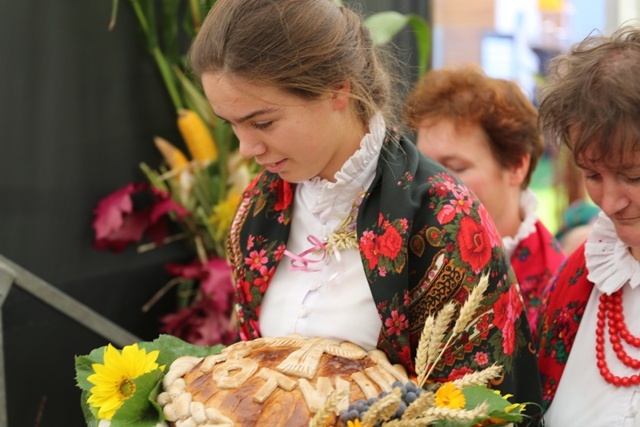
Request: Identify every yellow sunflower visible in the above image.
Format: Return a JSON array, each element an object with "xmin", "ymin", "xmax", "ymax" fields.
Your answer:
[
  {"xmin": 434, "ymin": 382, "xmax": 466, "ymax": 409},
  {"xmin": 86, "ymin": 343, "xmax": 162, "ymax": 420}
]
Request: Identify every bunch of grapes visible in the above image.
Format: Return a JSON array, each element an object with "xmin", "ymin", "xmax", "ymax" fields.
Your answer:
[{"xmin": 337, "ymin": 381, "xmax": 426, "ymax": 426}]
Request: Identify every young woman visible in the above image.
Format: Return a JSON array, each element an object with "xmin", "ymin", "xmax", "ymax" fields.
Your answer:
[
  {"xmin": 537, "ymin": 26, "xmax": 640, "ymax": 425},
  {"xmin": 403, "ymin": 65, "xmax": 566, "ymax": 339},
  {"xmin": 189, "ymin": 0, "xmax": 543, "ymax": 421}
]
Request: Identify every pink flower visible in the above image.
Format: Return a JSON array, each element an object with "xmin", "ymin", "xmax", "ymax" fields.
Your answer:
[
  {"xmin": 385, "ymin": 311, "xmax": 408, "ymax": 336},
  {"xmin": 245, "ymin": 249, "xmax": 268, "ymax": 271},
  {"xmin": 474, "ymin": 351, "xmax": 489, "ymax": 366},
  {"xmin": 478, "ymin": 204, "xmax": 501, "ymax": 248},
  {"xmin": 436, "ymin": 204, "xmax": 457, "ymax": 225},
  {"xmin": 450, "ymin": 196, "xmax": 472, "ymax": 215}
]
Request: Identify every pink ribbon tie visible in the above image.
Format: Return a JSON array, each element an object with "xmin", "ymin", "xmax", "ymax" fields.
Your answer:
[{"xmin": 284, "ymin": 235, "xmax": 328, "ymax": 272}]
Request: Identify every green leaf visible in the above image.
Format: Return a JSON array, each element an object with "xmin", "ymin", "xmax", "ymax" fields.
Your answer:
[
  {"xmin": 364, "ymin": 11, "xmax": 410, "ymax": 46},
  {"xmin": 174, "ymin": 66, "xmax": 217, "ymax": 128},
  {"xmin": 80, "ymin": 389, "xmax": 100, "ymax": 426},
  {"xmin": 137, "ymin": 334, "xmax": 224, "ymax": 367},
  {"xmin": 108, "ymin": 0, "xmax": 120, "ymax": 30},
  {"xmin": 462, "ymin": 385, "xmax": 524, "ymax": 425},
  {"xmin": 161, "ymin": 0, "xmax": 181, "ymax": 64},
  {"xmin": 408, "ymin": 14, "xmax": 432, "ymax": 76},
  {"xmin": 111, "ymin": 370, "xmax": 165, "ymax": 426}
]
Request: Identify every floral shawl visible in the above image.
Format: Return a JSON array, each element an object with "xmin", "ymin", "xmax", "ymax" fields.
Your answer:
[
  {"xmin": 511, "ymin": 220, "xmax": 566, "ymax": 341},
  {"xmin": 537, "ymin": 242, "xmax": 591, "ymax": 410},
  {"xmin": 227, "ymin": 133, "xmax": 543, "ymax": 419}
]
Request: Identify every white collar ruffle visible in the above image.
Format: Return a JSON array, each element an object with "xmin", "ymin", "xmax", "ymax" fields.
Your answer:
[
  {"xmin": 501, "ymin": 189, "xmax": 539, "ymax": 257},
  {"xmin": 299, "ymin": 113, "xmax": 385, "ymax": 215},
  {"xmin": 585, "ymin": 211, "xmax": 640, "ymax": 294}
]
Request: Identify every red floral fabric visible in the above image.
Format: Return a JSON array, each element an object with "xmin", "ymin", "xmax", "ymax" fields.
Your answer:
[
  {"xmin": 510, "ymin": 220, "xmax": 566, "ymax": 341},
  {"xmin": 226, "ymin": 133, "xmax": 544, "ymax": 423},
  {"xmin": 537, "ymin": 242, "xmax": 591, "ymax": 410}
]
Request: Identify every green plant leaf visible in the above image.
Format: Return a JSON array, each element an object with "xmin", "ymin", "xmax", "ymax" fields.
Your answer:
[
  {"xmin": 364, "ymin": 11, "xmax": 410, "ymax": 46},
  {"xmin": 161, "ymin": 0, "xmax": 181, "ymax": 64},
  {"xmin": 408, "ymin": 14, "xmax": 431, "ymax": 76},
  {"xmin": 174, "ymin": 66, "xmax": 217, "ymax": 128},
  {"xmin": 111, "ymin": 369, "xmax": 165, "ymax": 426},
  {"xmin": 461, "ymin": 385, "xmax": 524, "ymax": 425},
  {"xmin": 137, "ymin": 334, "xmax": 224, "ymax": 367},
  {"xmin": 109, "ymin": 0, "xmax": 120, "ymax": 30}
]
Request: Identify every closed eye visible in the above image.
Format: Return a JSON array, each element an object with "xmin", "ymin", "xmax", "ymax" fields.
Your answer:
[{"xmin": 252, "ymin": 121, "xmax": 273, "ymax": 130}]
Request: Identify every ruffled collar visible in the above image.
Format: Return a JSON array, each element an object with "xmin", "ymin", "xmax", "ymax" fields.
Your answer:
[
  {"xmin": 298, "ymin": 113, "xmax": 385, "ymax": 215},
  {"xmin": 501, "ymin": 189, "xmax": 539, "ymax": 257},
  {"xmin": 585, "ymin": 212, "xmax": 640, "ymax": 294}
]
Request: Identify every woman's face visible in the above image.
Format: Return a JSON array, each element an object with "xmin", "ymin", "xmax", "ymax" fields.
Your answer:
[
  {"xmin": 578, "ymin": 154, "xmax": 640, "ymax": 250},
  {"xmin": 416, "ymin": 118, "xmax": 524, "ymax": 236},
  {"xmin": 201, "ymin": 72, "xmax": 357, "ymax": 183}
]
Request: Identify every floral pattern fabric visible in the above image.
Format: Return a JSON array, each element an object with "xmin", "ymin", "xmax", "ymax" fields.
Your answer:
[
  {"xmin": 537, "ymin": 242, "xmax": 591, "ymax": 410},
  {"xmin": 227, "ymin": 133, "xmax": 543, "ymax": 423},
  {"xmin": 510, "ymin": 220, "xmax": 566, "ymax": 341}
]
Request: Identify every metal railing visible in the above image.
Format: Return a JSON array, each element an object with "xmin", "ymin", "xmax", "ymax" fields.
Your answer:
[{"xmin": 0, "ymin": 254, "xmax": 141, "ymax": 427}]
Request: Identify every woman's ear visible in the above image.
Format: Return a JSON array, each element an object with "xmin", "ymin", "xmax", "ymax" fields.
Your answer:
[
  {"xmin": 331, "ymin": 81, "xmax": 351, "ymax": 111},
  {"xmin": 510, "ymin": 153, "xmax": 531, "ymax": 187}
]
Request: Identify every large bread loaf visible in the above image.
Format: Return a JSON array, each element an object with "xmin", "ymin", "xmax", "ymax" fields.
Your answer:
[{"xmin": 158, "ymin": 335, "xmax": 409, "ymax": 426}]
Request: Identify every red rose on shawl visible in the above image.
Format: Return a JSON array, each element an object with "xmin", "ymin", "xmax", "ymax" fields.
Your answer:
[
  {"xmin": 359, "ymin": 231, "xmax": 380, "ymax": 269},
  {"xmin": 273, "ymin": 180, "xmax": 293, "ymax": 211},
  {"xmin": 456, "ymin": 216, "xmax": 492, "ymax": 272},
  {"xmin": 492, "ymin": 286, "xmax": 523, "ymax": 355},
  {"xmin": 378, "ymin": 225, "xmax": 402, "ymax": 259}
]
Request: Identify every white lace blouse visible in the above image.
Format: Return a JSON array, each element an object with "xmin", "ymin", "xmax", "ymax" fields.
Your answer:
[
  {"xmin": 545, "ymin": 212, "xmax": 640, "ymax": 426},
  {"xmin": 501, "ymin": 188, "xmax": 539, "ymax": 258},
  {"xmin": 259, "ymin": 114, "xmax": 385, "ymax": 350}
]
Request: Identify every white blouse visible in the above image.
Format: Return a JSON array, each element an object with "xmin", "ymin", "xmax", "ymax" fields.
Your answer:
[
  {"xmin": 259, "ymin": 114, "xmax": 385, "ymax": 350},
  {"xmin": 502, "ymin": 188, "xmax": 539, "ymax": 258},
  {"xmin": 545, "ymin": 212, "xmax": 640, "ymax": 426}
]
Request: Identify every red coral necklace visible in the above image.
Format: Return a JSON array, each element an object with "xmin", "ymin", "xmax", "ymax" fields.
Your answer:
[{"xmin": 596, "ymin": 289, "xmax": 640, "ymax": 386}]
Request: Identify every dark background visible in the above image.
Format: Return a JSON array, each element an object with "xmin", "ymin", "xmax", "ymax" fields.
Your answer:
[{"xmin": 0, "ymin": 1, "xmax": 428, "ymax": 426}]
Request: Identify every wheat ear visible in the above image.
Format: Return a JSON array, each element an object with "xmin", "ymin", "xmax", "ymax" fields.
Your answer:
[
  {"xmin": 402, "ymin": 391, "xmax": 435, "ymax": 420},
  {"xmin": 452, "ymin": 364, "xmax": 503, "ymax": 388},
  {"xmin": 426, "ymin": 302, "xmax": 456, "ymax": 365},
  {"xmin": 361, "ymin": 387, "xmax": 402, "ymax": 427},
  {"xmin": 418, "ymin": 303, "xmax": 456, "ymax": 387},
  {"xmin": 414, "ymin": 315, "xmax": 434, "ymax": 385},
  {"xmin": 422, "ymin": 401, "xmax": 490, "ymax": 421},
  {"xmin": 452, "ymin": 273, "xmax": 489, "ymax": 335}
]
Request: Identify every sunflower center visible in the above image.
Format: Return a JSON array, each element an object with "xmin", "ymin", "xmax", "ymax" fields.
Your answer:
[{"xmin": 119, "ymin": 378, "xmax": 136, "ymax": 398}]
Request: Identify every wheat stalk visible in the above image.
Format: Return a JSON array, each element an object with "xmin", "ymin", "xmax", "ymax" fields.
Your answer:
[
  {"xmin": 452, "ymin": 273, "xmax": 489, "ymax": 335},
  {"xmin": 452, "ymin": 364, "xmax": 503, "ymax": 388},
  {"xmin": 414, "ymin": 315, "xmax": 434, "ymax": 385},
  {"xmin": 422, "ymin": 401, "xmax": 490, "ymax": 421},
  {"xmin": 418, "ymin": 275, "xmax": 488, "ymax": 387},
  {"xmin": 361, "ymin": 387, "xmax": 402, "ymax": 427},
  {"xmin": 308, "ymin": 387, "xmax": 348, "ymax": 427},
  {"xmin": 426, "ymin": 302, "xmax": 455, "ymax": 365},
  {"xmin": 402, "ymin": 391, "xmax": 435, "ymax": 420}
]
